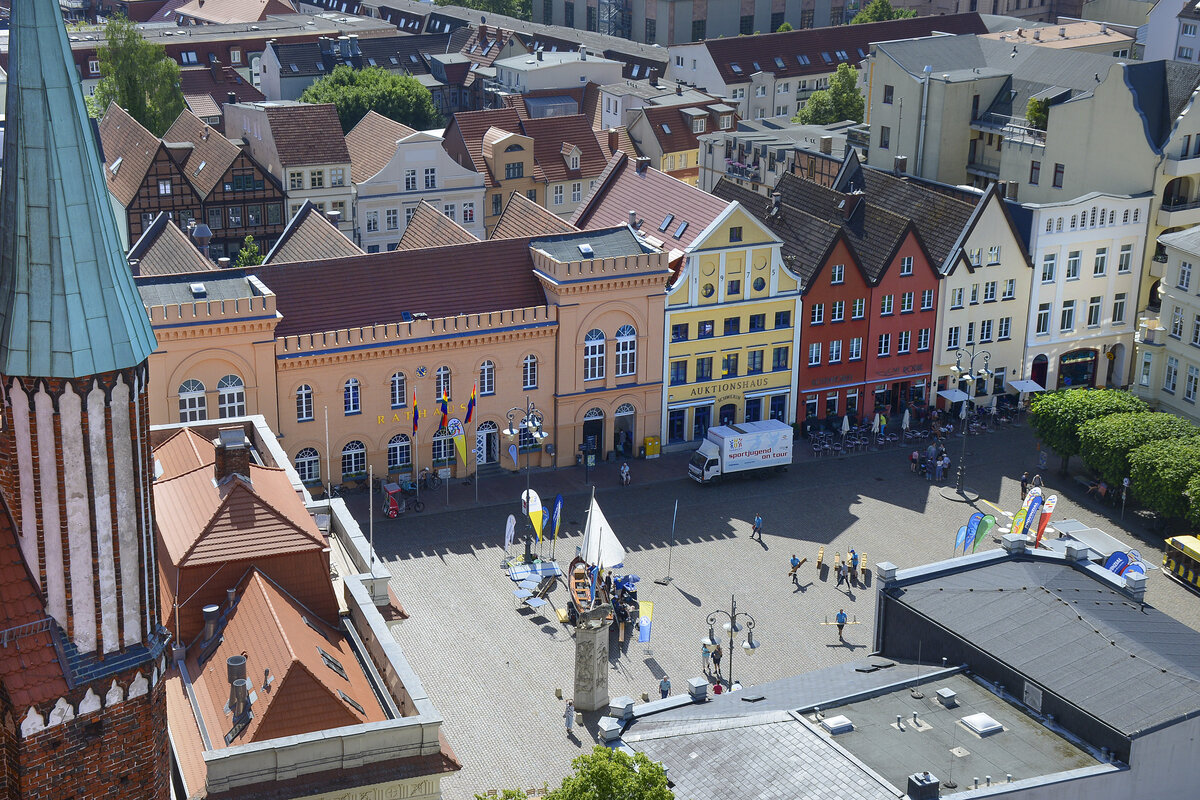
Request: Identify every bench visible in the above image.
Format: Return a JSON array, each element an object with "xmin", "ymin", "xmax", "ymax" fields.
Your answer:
[{"xmin": 816, "ymin": 546, "xmax": 825, "ymax": 570}]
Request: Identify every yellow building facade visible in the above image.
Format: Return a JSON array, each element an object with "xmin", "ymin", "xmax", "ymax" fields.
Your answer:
[{"xmin": 662, "ymin": 205, "xmax": 803, "ymax": 445}]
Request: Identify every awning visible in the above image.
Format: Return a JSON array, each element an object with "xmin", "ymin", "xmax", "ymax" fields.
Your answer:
[
  {"xmin": 1008, "ymin": 379, "xmax": 1045, "ymax": 393},
  {"xmin": 937, "ymin": 389, "xmax": 970, "ymax": 403}
]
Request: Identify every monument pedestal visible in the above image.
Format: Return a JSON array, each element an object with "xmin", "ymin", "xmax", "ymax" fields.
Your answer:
[{"xmin": 572, "ymin": 621, "xmax": 612, "ymax": 712}]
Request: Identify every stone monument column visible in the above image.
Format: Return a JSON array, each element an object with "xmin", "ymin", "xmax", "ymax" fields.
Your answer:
[{"xmin": 573, "ymin": 618, "xmax": 613, "ymax": 711}]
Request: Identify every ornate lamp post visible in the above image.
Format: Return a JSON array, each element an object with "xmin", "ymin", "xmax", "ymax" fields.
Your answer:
[
  {"xmin": 503, "ymin": 397, "xmax": 548, "ymax": 563},
  {"xmin": 949, "ymin": 344, "xmax": 992, "ymax": 497},
  {"xmin": 702, "ymin": 594, "xmax": 760, "ymax": 688}
]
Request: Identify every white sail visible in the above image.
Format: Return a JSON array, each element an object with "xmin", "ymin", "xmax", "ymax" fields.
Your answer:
[{"xmin": 581, "ymin": 496, "xmax": 625, "ymax": 569}]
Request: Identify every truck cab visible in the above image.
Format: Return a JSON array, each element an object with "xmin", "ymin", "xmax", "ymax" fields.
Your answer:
[{"xmin": 688, "ymin": 440, "xmax": 722, "ymax": 483}]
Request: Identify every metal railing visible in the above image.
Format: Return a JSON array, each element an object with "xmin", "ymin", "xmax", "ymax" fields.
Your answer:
[{"xmin": 972, "ymin": 112, "xmax": 1046, "ymax": 146}]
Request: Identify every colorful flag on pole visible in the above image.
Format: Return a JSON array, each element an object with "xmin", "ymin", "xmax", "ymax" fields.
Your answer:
[
  {"xmin": 955, "ymin": 525, "xmax": 968, "ymax": 553},
  {"xmin": 438, "ymin": 390, "xmax": 450, "ymax": 429},
  {"xmin": 465, "ymin": 383, "xmax": 476, "ymax": 426},
  {"xmin": 1034, "ymin": 495, "xmax": 1058, "ymax": 547},
  {"xmin": 412, "ymin": 390, "xmax": 418, "ymax": 435},
  {"xmin": 638, "ymin": 601, "xmax": 654, "ymax": 643},
  {"xmin": 963, "ymin": 512, "xmax": 984, "ymax": 553},
  {"xmin": 547, "ymin": 494, "xmax": 564, "ymax": 542},
  {"xmin": 973, "ymin": 515, "xmax": 996, "ymax": 552}
]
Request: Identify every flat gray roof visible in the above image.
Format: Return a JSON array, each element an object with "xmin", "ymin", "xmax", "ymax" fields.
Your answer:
[
  {"xmin": 137, "ymin": 272, "xmax": 263, "ymax": 307},
  {"xmin": 532, "ymin": 227, "xmax": 653, "ymax": 262}
]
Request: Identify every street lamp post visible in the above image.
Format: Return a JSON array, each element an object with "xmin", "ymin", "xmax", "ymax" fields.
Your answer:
[
  {"xmin": 504, "ymin": 397, "xmax": 548, "ymax": 563},
  {"xmin": 949, "ymin": 343, "xmax": 992, "ymax": 497},
  {"xmin": 702, "ymin": 594, "xmax": 760, "ymax": 688}
]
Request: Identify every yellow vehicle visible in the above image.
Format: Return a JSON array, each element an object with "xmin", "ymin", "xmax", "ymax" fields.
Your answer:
[{"xmin": 1163, "ymin": 535, "xmax": 1200, "ymax": 591}]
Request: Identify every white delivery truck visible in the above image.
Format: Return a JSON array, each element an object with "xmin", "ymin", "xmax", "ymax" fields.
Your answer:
[{"xmin": 688, "ymin": 420, "xmax": 793, "ymax": 484}]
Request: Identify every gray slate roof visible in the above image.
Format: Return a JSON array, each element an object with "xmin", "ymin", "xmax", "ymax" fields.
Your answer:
[
  {"xmin": 0, "ymin": 0, "xmax": 157, "ymax": 378},
  {"xmin": 531, "ymin": 226, "xmax": 654, "ymax": 262},
  {"xmin": 888, "ymin": 558, "xmax": 1200, "ymax": 737},
  {"xmin": 1125, "ymin": 59, "xmax": 1200, "ymax": 150}
]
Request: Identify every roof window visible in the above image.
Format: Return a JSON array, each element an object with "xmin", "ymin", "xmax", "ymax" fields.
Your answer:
[
  {"xmin": 658, "ymin": 213, "xmax": 674, "ymax": 232},
  {"xmin": 731, "ymin": 63, "xmax": 742, "ymax": 73},
  {"xmin": 797, "ymin": 54, "xmax": 810, "ymax": 65},
  {"xmin": 821, "ymin": 52, "xmax": 833, "ymax": 63},
  {"xmin": 318, "ymin": 647, "xmax": 348, "ymax": 680},
  {"xmin": 338, "ymin": 690, "xmax": 366, "ymax": 715},
  {"xmin": 774, "ymin": 57, "xmax": 785, "ymax": 69},
  {"xmin": 578, "ymin": 243, "xmax": 594, "ymax": 257},
  {"xmin": 662, "ymin": 123, "xmax": 672, "ymax": 134},
  {"xmin": 674, "ymin": 221, "xmax": 688, "ymax": 239}
]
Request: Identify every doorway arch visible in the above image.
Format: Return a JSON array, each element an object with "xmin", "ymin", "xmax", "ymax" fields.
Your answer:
[
  {"xmin": 1031, "ymin": 354, "xmax": 1048, "ymax": 390},
  {"xmin": 719, "ymin": 403, "xmax": 737, "ymax": 426},
  {"xmin": 614, "ymin": 403, "xmax": 636, "ymax": 457},
  {"xmin": 477, "ymin": 420, "xmax": 499, "ymax": 465},
  {"xmin": 583, "ymin": 407, "xmax": 605, "ymax": 458}
]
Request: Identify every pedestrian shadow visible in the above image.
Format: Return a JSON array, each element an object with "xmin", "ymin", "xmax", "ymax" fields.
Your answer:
[
  {"xmin": 793, "ymin": 581, "xmax": 812, "ymax": 593},
  {"xmin": 819, "ymin": 564, "xmax": 829, "ymax": 582},
  {"xmin": 643, "ymin": 656, "xmax": 666, "ymax": 678},
  {"xmin": 827, "ymin": 640, "xmax": 865, "ymax": 651}
]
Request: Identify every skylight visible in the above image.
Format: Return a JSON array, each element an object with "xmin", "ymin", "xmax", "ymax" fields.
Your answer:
[
  {"xmin": 774, "ymin": 57, "xmax": 785, "ymax": 69},
  {"xmin": 752, "ymin": 61, "xmax": 761, "ymax": 71},
  {"xmin": 290, "ymin": 63, "xmax": 299, "ymax": 72},
  {"xmin": 578, "ymin": 243, "xmax": 594, "ymax": 257},
  {"xmin": 410, "ymin": 54, "xmax": 419, "ymax": 63},
  {"xmin": 632, "ymin": 64, "xmax": 640, "ymax": 77},
  {"xmin": 821, "ymin": 52, "xmax": 832, "ymax": 63},
  {"xmin": 193, "ymin": 161, "xmax": 206, "ymax": 176},
  {"xmin": 658, "ymin": 213, "xmax": 674, "ymax": 232},
  {"xmin": 368, "ymin": 58, "xmax": 376, "ymax": 66},
  {"xmin": 731, "ymin": 63, "xmax": 742, "ymax": 73},
  {"xmin": 662, "ymin": 123, "xmax": 672, "ymax": 134},
  {"xmin": 338, "ymin": 690, "xmax": 366, "ymax": 715},
  {"xmin": 674, "ymin": 221, "xmax": 688, "ymax": 239},
  {"xmin": 797, "ymin": 54, "xmax": 810, "ymax": 65},
  {"xmin": 316, "ymin": 62, "xmax": 325, "ymax": 71},
  {"xmin": 109, "ymin": 156, "xmax": 123, "ymax": 175},
  {"xmin": 836, "ymin": 50, "xmax": 849, "ymax": 60},
  {"xmin": 318, "ymin": 647, "xmax": 348, "ymax": 680}
]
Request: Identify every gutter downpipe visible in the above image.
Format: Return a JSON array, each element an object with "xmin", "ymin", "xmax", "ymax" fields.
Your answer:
[{"xmin": 916, "ymin": 65, "xmax": 933, "ymax": 176}]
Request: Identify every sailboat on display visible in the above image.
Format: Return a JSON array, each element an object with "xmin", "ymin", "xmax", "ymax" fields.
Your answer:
[{"xmin": 568, "ymin": 488, "xmax": 625, "ymax": 625}]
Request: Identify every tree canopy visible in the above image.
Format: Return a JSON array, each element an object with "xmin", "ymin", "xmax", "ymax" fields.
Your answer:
[
  {"xmin": 1078, "ymin": 412, "xmax": 1198, "ymax": 488},
  {"xmin": 1128, "ymin": 437, "xmax": 1200, "ymax": 520},
  {"xmin": 850, "ymin": 0, "xmax": 917, "ymax": 24},
  {"xmin": 1186, "ymin": 472, "xmax": 1200, "ymax": 528},
  {"xmin": 234, "ymin": 235, "xmax": 264, "ymax": 268},
  {"xmin": 299, "ymin": 65, "xmax": 441, "ymax": 134},
  {"xmin": 436, "ymin": 0, "xmax": 531, "ymax": 19},
  {"xmin": 1026, "ymin": 97, "xmax": 1049, "ymax": 130},
  {"xmin": 478, "ymin": 747, "xmax": 673, "ymax": 800},
  {"xmin": 792, "ymin": 63, "xmax": 864, "ymax": 125},
  {"xmin": 1028, "ymin": 389, "xmax": 1148, "ymax": 472},
  {"xmin": 777, "ymin": 21, "xmax": 794, "ymax": 32},
  {"xmin": 91, "ymin": 14, "xmax": 184, "ymax": 136}
]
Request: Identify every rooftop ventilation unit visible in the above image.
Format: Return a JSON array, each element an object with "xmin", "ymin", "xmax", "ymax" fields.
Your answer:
[
  {"xmin": 190, "ymin": 283, "xmax": 207, "ymax": 297},
  {"xmin": 961, "ymin": 712, "xmax": 1004, "ymax": 736},
  {"xmin": 821, "ymin": 714, "xmax": 853, "ymax": 735},
  {"xmin": 578, "ymin": 243, "xmax": 595, "ymax": 257}
]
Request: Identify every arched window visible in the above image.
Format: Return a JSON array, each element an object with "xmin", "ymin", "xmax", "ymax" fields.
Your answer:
[
  {"xmin": 1055, "ymin": 217, "xmax": 1063, "ymax": 232},
  {"xmin": 432, "ymin": 427, "xmax": 456, "ymax": 465},
  {"xmin": 522, "ymin": 354, "xmax": 538, "ymax": 390},
  {"xmin": 1089, "ymin": 207, "xmax": 1097, "ymax": 227},
  {"xmin": 479, "ymin": 360, "xmax": 495, "ymax": 395},
  {"xmin": 1109, "ymin": 210, "xmax": 1115, "ymax": 225},
  {"xmin": 341, "ymin": 440, "xmax": 366, "ymax": 478},
  {"xmin": 344, "ymin": 378, "xmax": 360, "ymax": 415},
  {"xmin": 1070, "ymin": 215, "xmax": 1077, "ymax": 230},
  {"xmin": 1045, "ymin": 218, "xmax": 1052, "ymax": 232},
  {"xmin": 390, "ymin": 372, "xmax": 407, "ymax": 409},
  {"xmin": 179, "ymin": 379, "xmax": 207, "ymax": 422},
  {"xmin": 505, "ymin": 143, "xmax": 524, "ymax": 152},
  {"xmin": 387, "ymin": 434, "xmax": 412, "ymax": 471},
  {"xmin": 615, "ymin": 324, "xmax": 636, "ymax": 377},
  {"xmin": 217, "ymin": 374, "xmax": 246, "ymax": 418},
  {"xmin": 584, "ymin": 329, "xmax": 605, "ymax": 381},
  {"xmin": 616, "ymin": 402, "xmax": 636, "ymax": 415},
  {"xmin": 435, "ymin": 366, "xmax": 452, "ymax": 398},
  {"xmin": 295, "ymin": 447, "xmax": 320, "ymax": 483},
  {"xmin": 584, "ymin": 407, "xmax": 605, "ymax": 420},
  {"xmin": 296, "ymin": 384, "xmax": 313, "ymax": 422}
]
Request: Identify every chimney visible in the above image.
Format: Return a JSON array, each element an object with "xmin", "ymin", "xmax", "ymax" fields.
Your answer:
[
  {"xmin": 771, "ymin": 192, "xmax": 782, "ymax": 215},
  {"xmin": 893, "ymin": 155, "xmax": 908, "ymax": 175},
  {"xmin": 338, "ymin": 35, "xmax": 350, "ymax": 59},
  {"xmin": 1100, "ymin": 23, "xmax": 1107, "ymax": 34},
  {"xmin": 349, "ymin": 34, "xmax": 360, "ymax": 56},
  {"xmin": 1007, "ymin": 180, "xmax": 1018, "ymax": 200},
  {"xmin": 649, "ymin": 68, "xmax": 658, "ymax": 87},
  {"xmin": 227, "ymin": 91, "xmax": 237, "ymax": 105},
  {"xmin": 319, "ymin": 37, "xmax": 332, "ymax": 56},
  {"xmin": 996, "ymin": 182, "xmax": 1007, "ymax": 199},
  {"xmin": 906, "ymin": 772, "xmax": 940, "ymax": 800},
  {"xmin": 227, "ymin": 655, "xmax": 249, "ymax": 718},
  {"xmin": 1016, "ymin": 27, "xmax": 1023, "ymax": 37},
  {"xmin": 1033, "ymin": 29, "xmax": 1041, "ymax": 40},
  {"xmin": 326, "ymin": 209, "xmax": 342, "ymax": 226},
  {"xmin": 214, "ymin": 426, "xmax": 250, "ymax": 482},
  {"xmin": 819, "ymin": 135, "xmax": 833, "ymax": 155},
  {"xmin": 1059, "ymin": 26, "xmax": 1066, "ymax": 37},
  {"xmin": 201, "ymin": 125, "xmax": 210, "ymax": 141},
  {"xmin": 226, "ymin": 587, "xmax": 237, "ymax": 611},
  {"xmin": 840, "ymin": 195, "xmax": 859, "ymax": 220},
  {"xmin": 628, "ymin": 209, "xmax": 638, "ymax": 227},
  {"xmin": 676, "ymin": 83, "xmax": 683, "ymax": 96},
  {"xmin": 634, "ymin": 156, "xmax": 651, "ymax": 174},
  {"xmin": 608, "ymin": 127, "xmax": 620, "ymax": 152},
  {"xmin": 537, "ymin": 48, "xmax": 544, "ymax": 61},
  {"xmin": 201, "ymin": 604, "xmax": 221, "ymax": 643},
  {"xmin": 217, "ymin": 256, "xmax": 231, "ymax": 269},
  {"xmin": 580, "ymin": 46, "xmax": 587, "ymax": 61}
]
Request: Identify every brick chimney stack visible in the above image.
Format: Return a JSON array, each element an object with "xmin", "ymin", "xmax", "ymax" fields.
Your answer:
[{"xmin": 214, "ymin": 426, "xmax": 250, "ymax": 482}]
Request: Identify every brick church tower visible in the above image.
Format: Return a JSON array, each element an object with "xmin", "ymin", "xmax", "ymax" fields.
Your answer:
[{"xmin": 0, "ymin": 3, "xmax": 169, "ymax": 798}]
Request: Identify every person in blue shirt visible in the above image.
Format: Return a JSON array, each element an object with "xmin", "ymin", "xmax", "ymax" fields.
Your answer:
[
  {"xmin": 836, "ymin": 609, "xmax": 848, "ymax": 641},
  {"xmin": 790, "ymin": 554, "xmax": 801, "ymax": 586},
  {"xmin": 752, "ymin": 512, "xmax": 763, "ymax": 541},
  {"xmin": 659, "ymin": 675, "xmax": 671, "ymax": 699}
]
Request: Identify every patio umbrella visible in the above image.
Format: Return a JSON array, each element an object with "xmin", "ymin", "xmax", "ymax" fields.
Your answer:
[
  {"xmin": 841, "ymin": 416, "xmax": 851, "ymax": 436},
  {"xmin": 872, "ymin": 412, "xmax": 881, "ymax": 434},
  {"xmin": 960, "ymin": 399, "xmax": 968, "ymax": 420},
  {"xmin": 901, "ymin": 409, "xmax": 911, "ymax": 431},
  {"xmin": 990, "ymin": 395, "xmax": 998, "ymax": 415}
]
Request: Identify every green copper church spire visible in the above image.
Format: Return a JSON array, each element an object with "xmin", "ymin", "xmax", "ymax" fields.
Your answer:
[{"xmin": 0, "ymin": 1, "xmax": 156, "ymax": 378}]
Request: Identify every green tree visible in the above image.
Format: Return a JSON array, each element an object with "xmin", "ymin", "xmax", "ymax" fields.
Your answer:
[
  {"xmin": 547, "ymin": 747, "xmax": 673, "ymax": 800},
  {"xmin": 299, "ymin": 65, "xmax": 441, "ymax": 134},
  {"xmin": 1186, "ymin": 472, "xmax": 1200, "ymax": 528},
  {"xmin": 1026, "ymin": 97, "xmax": 1049, "ymax": 130},
  {"xmin": 90, "ymin": 13, "xmax": 184, "ymax": 135},
  {"xmin": 850, "ymin": 0, "xmax": 917, "ymax": 24},
  {"xmin": 1028, "ymin": 388, "xmax": 1148, "ymax": 473},
  {"xmin": 792, "ymin": 62, "xmax": 864, "ymax": 125},
  {"xmin": 436, "ymin": 0, "xmax": 532, "ymax": 19},
  {"xmin": 1128, "ymin": 436, "xmax": 1200, "ymax": 520},
  {"xmin": 777, "ymin": 21, "xmax": 794, "ymax": 32},
  {"xmin": 1079, "ymin": 412, "xmax": 1198, "ymax": 488},
  {"xmin": 234, "ymin": 235, "xmax": 264, "ymax": 268}
]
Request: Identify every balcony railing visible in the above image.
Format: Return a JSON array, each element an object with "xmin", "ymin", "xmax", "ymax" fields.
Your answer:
[
  {"xmin": 725, "ymin": 161, "xmax": 761, "ymax": 182},
  {"xmin": 1161, "ymin": 197, "xmax": 1200, "ymax": 213},
  {"xmin": 972, "ymin": 112, "xmax": 1046, "ymax": 147}
]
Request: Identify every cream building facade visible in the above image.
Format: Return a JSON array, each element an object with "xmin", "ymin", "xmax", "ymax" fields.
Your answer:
[{"xmin": 1134, "ymin": 226, "xmax": 1200, "ymax": 423}]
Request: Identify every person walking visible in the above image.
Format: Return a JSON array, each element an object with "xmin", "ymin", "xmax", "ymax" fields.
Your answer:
[
  {"xmin": 935, "ymin": 456, "xmax": 945, "ymax": 482},
  {"xmin": 659, "ymin": 675, "xmax": 671, "ymax": 699},
  {"xmin": 620, "ymin": 462, "xmax": 630, "ymax": 486},
  {"xmin": 910, "ymin": 449, "xmax": 919, "ymax": 473},
  {"xmin": 1020, "ymin": 471, "xmax": 1030, "ymax": 499},
  {"xmin": 790, "ymin": 554, "xmax": 802, "ymax": 586},
  {"xmin": 751, "ymin": 512, "xmax": 763, "ymax": 540},
  {"xmin": 711, "ymin": 643, "xmax": 723, "ymax": 680},
  {"xmin": 836, "ymin": 609, "xmax": 848, "ymax": 641},
  {"xmin": 849, "ymin": 550, "xmax": 859, "ymax": 582},
  {"xmin": 701, "ymin": 642, "xmax": 711, "ymax": 674},
  {"xmin": 564, "ymin": 699, "xmax": 575, "ymax": 735},
  {"xmin": 836, "ymin": 560, "xmax": 846, "ymax": 588}
]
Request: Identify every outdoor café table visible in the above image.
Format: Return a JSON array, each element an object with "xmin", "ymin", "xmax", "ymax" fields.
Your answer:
[{"xmin": 508, "ymin": 561, "xmax": 563, "ymax": 582}]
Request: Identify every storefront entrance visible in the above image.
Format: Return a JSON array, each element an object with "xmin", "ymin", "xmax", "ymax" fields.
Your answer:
[
  {"xmin": 476, "ymin": 421, "xmax": 499, "ymax": 465},
  {"xmin": 719, "ymin": 403, "xmax": 737, "ymax": 426},
  {"xmin": 582, "ymin": 408, "xmax": 604, "ymax": 458},
  {"xmin": 693, "ymin": 406, "xmax": 711, "ymax": 440},
  {"xmin": 1058, "ymin": 349, "xmax": 1098, "ymax": 389},
  {"xmin": 614, "ymin": 403, "xmax": 635, "ymax": 458}
]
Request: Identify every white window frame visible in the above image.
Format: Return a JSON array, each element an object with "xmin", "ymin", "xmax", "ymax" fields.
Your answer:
[
  {"xmin": 479, "ymin": 360, "xmax": 496, "ymax": 395},
  {"xmin": 523, "ymin": 354, "xmax": 538, "ymax": 390},
  {"xmin": 435, "ymin": 366, "xmax": 452, "ymax": 398},
  {"xmin": 615, "ymin": 325, "xmax": 637, "ymax": 377},
  {"xmin": 341, "ymin": 440, "xmax": 366, "ymax": 478},
  {"xmin": 296, "ymin": 384, "xmax": 314, "ymax": 422},
  {"xmin": 344, "ymin": 378, "xmax": 361, "ymax": 415},
  {"xmin": 295, "ymin": 447, "xmax": 320, "ymax": 483},
  {"xmin": 390, "ymin": 372, "xmax": 407, "ymax": 408},
  {"xmin": 584, "ymin": 329, "xmax": 606, "ymax": 381},
  {"xmin": 217, "ymin": 374, "xmax": 246, "ymax": 418},
  {"xmin": 388, "ymin": 434, "xmax": 412, "ymax": 471},
  {"xmin": 179, "ymin": 379, "xmax": 207, "ymax": 422}
]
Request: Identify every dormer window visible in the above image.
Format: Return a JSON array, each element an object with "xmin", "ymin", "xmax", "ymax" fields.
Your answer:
[{"xmin": 692, "ymin": 117, "xmax": 706, "ymax": 133}]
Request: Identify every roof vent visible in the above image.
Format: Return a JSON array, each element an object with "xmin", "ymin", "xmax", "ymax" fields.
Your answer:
[
  {"xmin": 109, "ymin": 156, "xmax": 123, "ymax": 175},
  {"xmin": 821, "ymin": 714, "xmax": 853, "ymax": 735},
  {"xmin": 190, "ymin": 282, "xmax": 207, "ymax": 297},
  {"xmin": 907, "ymin": 772, "xmax": 940, "ymax": 800},
  {"xmin": 961, "ymin": 712, "xmax": 1004, "ymax": 736},
  {"xmin": 578, "ymin": 243, "xmax": 595, "ymax": 258}
]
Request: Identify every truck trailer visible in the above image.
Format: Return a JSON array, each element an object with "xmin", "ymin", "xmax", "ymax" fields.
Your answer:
[{"xmin": 688, "ymin": 420, "xmax": 793, "ymax": 484}]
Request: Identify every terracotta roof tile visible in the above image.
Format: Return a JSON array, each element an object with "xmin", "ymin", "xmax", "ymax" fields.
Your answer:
[
  {"xmin": 186, "ymin": 570, "xmax": 386, "ymax": 748},
  {"xmin": 98, "ymin": 102, "xmax": 162, "ymax": 207},
  {"xmin": 264, "ymin": 201, "xmax": 363, "ymax": 264},
  {"xmin": 0, "ymin": 500, "xmax": 68, "ymax": 712},
  {"xmin": 640, "ymin": 102, "xmax": 733, "ymax": 154},
  {"xmin": 164, "ymin": 673, "xmax": 208, "ymax": 798},
  {"xmin": 445, "ymin": 107, "xmax": 524, "ymax": 186},
  {"xmin": 263, "ymin": 104, "xmax": 351, "ymax": 167},
  {"xmin": 458, "ymin": 25, "xmax": 519, "ymax": 67},
  {"xmin": 165, "ymin": 0, "xmax": 295, "ymax": 25},
  {"xmin": 127, "ymin": 213, "xmax": 217, "ymax": 276},
  {"xmin": 490, "ymin": 191, "xmax": 576, "ymax": 239},
  {"xmin": 180, "ymin": 64, "xmax": 265, "ymax": 120},
  {"xmin": 249, "ymin": 236, "xmax": 546, "ymax": 337},
  {"xmin": 571, "ymin": 152, "xmax": 730, "ymax": 252},
  {"xmin": 596, "ymin": 126, "xmax": 636, "ymax": 160},
  {"xmin": 163, "ymin": 109, "xmax": 243, "ymax": 197},
  {"xmin": 153, "ymin": 427, "xmax": 218, "ymax": 480},
  {"xmin": 396, "ymin": 201, "xmax": 479, "ymax": 250},
  {"xmin": 345, "ymin": 110, "xmax": 417, "ymax": 184},
  {"xmin": 521, "ymin": 114, "xmax": 609, "ymax": 183}
]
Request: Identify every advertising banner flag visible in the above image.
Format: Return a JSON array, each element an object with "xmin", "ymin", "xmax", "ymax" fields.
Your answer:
[
  {"xmin": 1034, "ymin": 495, "xmax": 1058, "ymax": 547},
  {"xmin": 964, "ymin": 513, "xmax": 984, "ymax": 553},
  {"xmin": 449, "ymin": 418, "xmax": 467, "ymax": 467},
  {"xmin": 955, "ymin": 525, "xmax": 968, "ymax": 553},
  {"xmin": 522, "ymin": 489, "xmax": 544, "ymax": 540},
  {"xmin": 973, "ymin": 515, "xmax": 997, "ymax": 552},
  {"xmin": 1011, "ymin": 508, "xmax": 1028, "ymax": 541},
  {"xmin": 1104, "ymin": 551, "xmax": 1131, "ymax": 575},
  {"xmin": 638, "ymin": 601, "xmax": 654, "ymax": 643},
  {"xmin": 547, "ymin": 494, "xmax": 564, "ymax": 542},
  {"xmin": 1022, "ymin": 487, "xmax": 1042, "ymax": 512},
  {"xmin": 1023, "ymin": 495, "xmax": 1044, "ymax": 539},
  {"xmin": 504, "ymin": 514, "xmax": 515, "ymax": 551},
  {"xmin": 508, "ymin": 443, "xmax": 519, "ymax": 468}
]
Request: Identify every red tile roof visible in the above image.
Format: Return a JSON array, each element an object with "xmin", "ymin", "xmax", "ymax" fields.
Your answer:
[
  {"xmin": 396, "ymin": 201, "xmax": 479, "ymax": 250},
  {"xmin": 458, "ymin": 24, "xmax": 519, "ymax": 68},
  {"xmin": 163, "ymin": 109, "xmax": 243, "ymax": 197},
  {"xmin": 164, "ymin": 0, "xmax": 297, "ymax": 25},
  {"xmin": 179, "ymin": 64, "xmax": 265, "ymax": 120},
  {"xmin": 596, "ymin": 126, "xmax": 637, "ymax": 161},
  {"xmin": 701, "ymin": 13, "xmax": 988, "ymax": 86},
  {"xmin": 345, "ymin": 111, "xmax": 417, "ymax": 184},
  {"xmin": 0, "ymin": 500, "xmax": 68, "ymax": 712},
  {"xmin": 571, "ymin": 152, "xmax": 730, "ymax": 252},
  {"xmin": 490, "ymin": 191, "xmax": 576, "ymax": 239},
  {"xmin": 185, "ymin": 570, "xmax": 386, "ymax": 748},
  {"xmin": 250, "ymin": 237, "xmax": 546, "ymax": 337},
  {"xmin": 264, "ymin": 201, "xmax": 363, "ymax": 264},
  {"xmin": 98, "ymin": 102, "xmax": 162, "ymax": 206},
  {"xmin": 262, "ymin": 104, "xmax": 351, "ymax": 167},
  {"xmin": 127, "ymin": 213, "xmax": 217, "ymax": 276},
  {"xmin": 639, "ymin": 102, "xmax": 733, "ymax": 154},
  {"xmin": 521, "ymin": 114, "xmax": 609, "ymax": 183},
  {"xmin": 445, "ymin": 107, "xmax": 524, "ymax": 186}
]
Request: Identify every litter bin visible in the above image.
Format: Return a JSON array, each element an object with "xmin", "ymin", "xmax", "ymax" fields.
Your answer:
[{"xmin": 644, "ymin": 436, "xmax": 661, "ymax": 459}]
